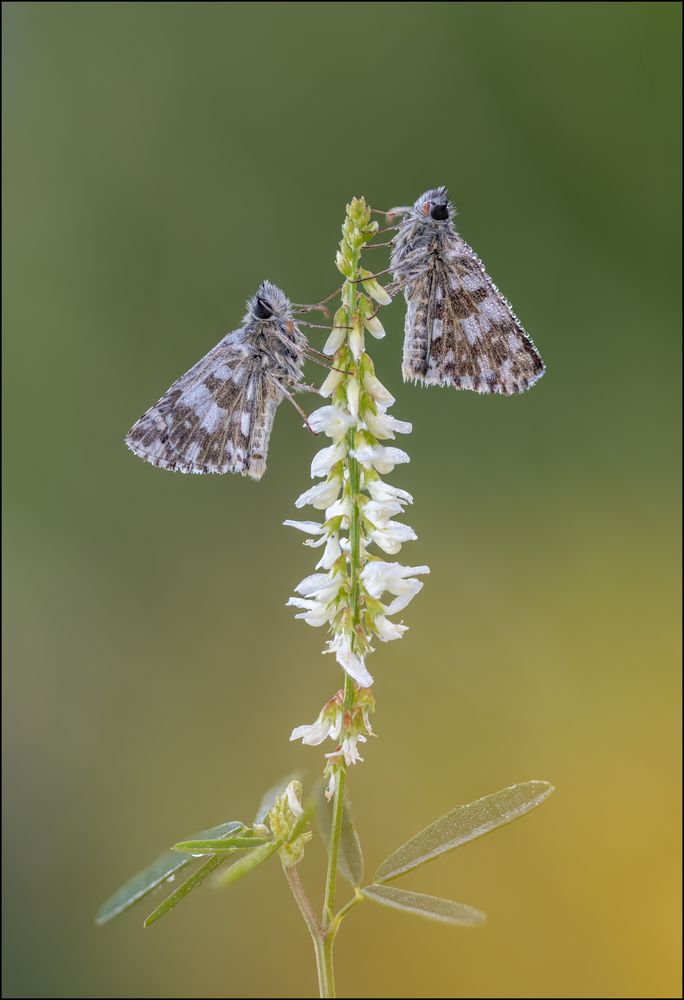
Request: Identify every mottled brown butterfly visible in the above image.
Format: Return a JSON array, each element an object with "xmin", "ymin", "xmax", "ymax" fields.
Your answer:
[
  {"xmin": 389, "ymin": 187, "xmax": 544, "ymax": 394},
  {"xmin": 125, "ymin": 281, "xmax": 311, "ymax": 480}
]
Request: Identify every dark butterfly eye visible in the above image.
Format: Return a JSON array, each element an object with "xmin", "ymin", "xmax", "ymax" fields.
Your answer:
[
  {"xmin": 430, "ymin": 203, "xmax": 449, "ymax": 221},
  {"xmin": 254, "ymin": 297, "xmax": 273, "ymax": 320}
]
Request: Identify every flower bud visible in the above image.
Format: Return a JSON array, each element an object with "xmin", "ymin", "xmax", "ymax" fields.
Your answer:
[
  {"xmin": 360, "ymin": 269, "xmax": 392, "ymax": 305},
  {"xmin": 349, "ymin": 320, "xmax": 365, "ymax": 361},
  {"xmin": 336, "ymin": 251, "xmax": 353, "ymax": 278}
]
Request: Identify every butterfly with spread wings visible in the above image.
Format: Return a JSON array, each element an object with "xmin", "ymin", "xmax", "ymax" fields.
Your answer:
[
  {"xmin": 125, "ymin": 281, "xmax": 313, "ymax": 480},
  {"xmin": 389, "ymin": 187, "xmax": 544, "ymax": 395}
]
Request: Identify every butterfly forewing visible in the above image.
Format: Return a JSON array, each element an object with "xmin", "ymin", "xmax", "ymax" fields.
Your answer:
[
  {"xmin": 406, "ymin": 254, "xmax": 544, "ymax": 394},
  {"xmin": 127, "ymin": 335, "xmax": 260, "ymax": 477}
]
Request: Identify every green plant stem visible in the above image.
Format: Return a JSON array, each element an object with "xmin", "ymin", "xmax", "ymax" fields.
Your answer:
[
  {"xmin": 320, "ymin": 934, "xmax": 336, "ymax": 998},
  {"xmin": 321, "ymin": 677, "xmax": 351, "ymax": 930},
  {"xmin": 282, "ymin": 864, "xmax": 333, "ymax": 996},
  {"xmin": 320, "ymin": 240, "xmax": 364, "ymax": 994}
]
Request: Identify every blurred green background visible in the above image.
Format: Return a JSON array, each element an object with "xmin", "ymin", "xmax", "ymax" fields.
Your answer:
[{"xmin": 3, "ymin": 2, "xmax": 681, "ymax": 997}]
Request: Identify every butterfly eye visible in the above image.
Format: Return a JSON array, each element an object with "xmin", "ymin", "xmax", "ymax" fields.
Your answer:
[
  {"xmin": 254, "ymin": 297, "xmax": 273, "ymax": 320},
  {"xmin": 430, "ymin": 203, "xmax": 449, "ymax": 221}
]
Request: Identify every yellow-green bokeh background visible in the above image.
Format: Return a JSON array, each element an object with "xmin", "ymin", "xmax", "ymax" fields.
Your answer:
[{"xmin": 3, "ymin": 3, "xmax": 681, "ymax": 997}]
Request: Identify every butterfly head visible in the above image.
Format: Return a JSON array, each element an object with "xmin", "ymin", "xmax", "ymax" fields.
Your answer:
[
  {"xmin": 246, "ymin": 280, "xmax": 305, "ymax": 364},
  {"xmin": 414, "ymin": 186, "xmax": 453, "ymax": 222},
  {"xmin": 249, "ymin": 280, "xmax": 292, "ymax": 324}
]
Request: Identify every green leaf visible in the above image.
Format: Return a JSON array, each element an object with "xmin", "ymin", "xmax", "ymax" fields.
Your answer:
[
  {"xmin": 374, "ymin": 780, "xmax": 554, "ymax": 883},
  {"xmin": 212, "ymin": 839, "xmax": 282, "ymax": 889},
  {"xmin": 362, "ymin": 884, "xmax": 485, "ymax": 927},
  {"xmin": 253, "ymin": 772, "xmax": 299, "ymax": 825},
  {"xmin": 144, "ymin": 854, "xmax": 227, "ymax": 927},
  {"xmin": 95, "ymin": 820, "xmax": 244, "ymax": 926},
  {"xmin": 316, "ymin": 788, "xmax": 364, "ymax": 887},
  {"xmin": 173, "ymin": 836, "xmax": 271, "ymax": 853}
]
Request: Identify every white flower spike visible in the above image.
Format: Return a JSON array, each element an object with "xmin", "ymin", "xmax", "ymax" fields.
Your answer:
[{"xmin": 284, "ymin": 196, "xmax": 428, "ymax": 787}]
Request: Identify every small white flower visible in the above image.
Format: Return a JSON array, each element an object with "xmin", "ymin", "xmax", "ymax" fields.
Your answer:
[
  {"xmin": 283, "ymin": 519, "xmax": 325, "ymax": 536},
  {"xmin": 351, "ymin": 444, "xmax": 410, "ymax": 475},
  {"xmin": 319, "ymin": 367, "xmax": 345, "ymax": 398},
  {"xmin": 324, "ymin": 632, "xmax": 373, "ymax": 687},
  {"xmin": 295, "ymin": 477, "xmax": 342, "ymax": 510},
  {"xmin": 303, "ymin": 533, "xmax": 328, "ymax": 549},
  {"xmin": 362, "ymin": 313, "xmax": 386, "ymax": 339},
  {"xmin": 315, "ymin": 534, "xmax": 342, "ymax": 570},
  {"xmin": 294, "ymin": 572, "xmax": 344, "ymax": 604},
  {"xmin": 365, "ymin": 480, "xmax": 413, "ymax": 506},
  {"xmin": 338, "ymin": 534, "xmax": 368, "ymax": 559},
  {"xmin": 290, "ymin": 717, "xmax": 331, "ymax": 745},
  {"xmin": 286, "ymin": 597, "xmax": 333, "ymax": 627},
  {"xmin": 308, "ymin": 406, "xmax": 356, "ymax": 442},
  {"xmin": 361, "ymin": 271, "xmax": 392, "ymax": 305},
  {"xmin": 326, "ymin": 734, "xmax": 366, "ymax": 766},
  {"xmin": 373, "ymin": 615, "xmax": 408, "ymax": 642},
  {"xmin": 323, "ymin": 325, "xmax": 346, "ymax": 356},
  {"xmin": 384, "ymin": 587, "xmax": 423, "ymax": 615},
  {"xmin": 325, "ymin": 768, "xmax": 339, "ymax": 801},
  {"xmin": 350, "ymin": 323, "xmax": 364, "ymax": 361},
  {"xmin": 311, "ymin": 440, "xmax": 347, "ymax": 478},
  {"xmin": 290, "ymin": 699, "xmax": 343, "ymax": 746},
  {"xmin": 361, "ymin": 561, "xmax": 430, "ymax": 614},
  {"xmin": 362, "ymin": 371, "xmax": 395, "ymax": 407},
  {"xmin": 325, "ymin": 495, "xmax": 352, "ymax": 521},
  {"xmin": 347, "ymin": 379, "xmax": 360, "ymax": 420},
  {"xmin": 364, "ymin": 410, "xmax": 412, "ymax": 440},
  {"xmin": 285, "ymin": 781, "xmax": 304, "ymax": 818},
  {"xmin": 368, "ymin": 520, "xmax": 417, "ymax": 554},
  {"xmin": 363, "ymin": 498, "xmax": 405, "ymax": 528},
  {"xmin": 287, "ymin": 572, "xmax": 344, "ymax": 627}
]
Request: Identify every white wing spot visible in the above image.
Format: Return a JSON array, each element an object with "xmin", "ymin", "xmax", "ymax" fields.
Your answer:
[
  {"xmin": 462, "ymin": 272, "xmax": 485, "ymax": 292},
  {"xmin": 461, "ymin": 315, "xmax": 481, "ymax": 345},
  {"xmin": 180, "ymin": 383, "xmax": 211, "ymax": 408},
  {"xmin": 432, "ymin": 318, "xmax": 443, "ymax": 341},
  {"xmin": 482, "ymin": 296, "xmax": 507, "ymax": 322},
  {"xmin": 240, "ymin": 411, "xmax": 251, "ymax": 436},
  {"xmin": 201, "ymin": 402, "xmax": 225, "ymax": 434}
]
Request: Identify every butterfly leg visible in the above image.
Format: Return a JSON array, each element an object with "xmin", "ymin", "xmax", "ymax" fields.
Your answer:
[
  {"xmin": 348, "ymin": 267, "xmax": 393, "ymax": 284},
  {"xmin": 297, "ymin": 320, "xmax": 353, "ymax": 332},
  {"xmin": 277, "ymin": 382, "xmax": 318, "ymax": 434},
  {"xmin": 369, "ymin": 206, "xmax": 411, "ymax": 219},
  {"xmin": 295, "ymin": 282, "xmax": 346, "ymax": 313},
  {"xmin": 302, "ymin": 350, "xmax": 352, "ymax": 375},
  {"xmin": 298, "ymin": 267, "xmax": 399, "ymax": 318},
  {"xmin": 291, "ymin": 301, "xmax": 332, "ymax": 318}
]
